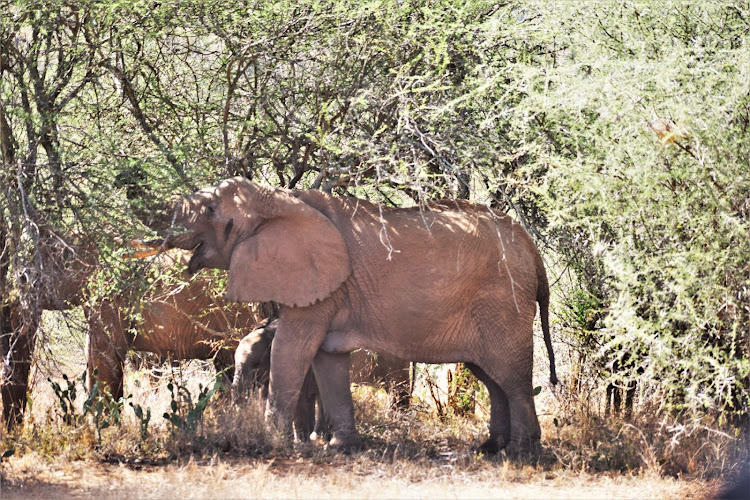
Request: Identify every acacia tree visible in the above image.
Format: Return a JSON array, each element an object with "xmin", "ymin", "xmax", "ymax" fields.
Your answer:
[
  {"xmin": 511, "ymin": 1, "xmax": 750, "ymax": 422},
  {"xmin": 0, "ymin": 1, "xmax": 106, "ymax": 426},
  {"xmin": 0, "ymin": 0, "xmax": 746, "ymax": 439}
]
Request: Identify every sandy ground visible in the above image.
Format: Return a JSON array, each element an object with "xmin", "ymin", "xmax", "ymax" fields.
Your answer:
[{"xmin": 0, "ymin": 454, "xmax": 721, "ymax": 499}]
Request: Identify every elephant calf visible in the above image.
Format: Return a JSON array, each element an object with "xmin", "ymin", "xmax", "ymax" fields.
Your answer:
[{"xmin": 232, "ymin": 320, "xmax": 411, "ymax": 441}]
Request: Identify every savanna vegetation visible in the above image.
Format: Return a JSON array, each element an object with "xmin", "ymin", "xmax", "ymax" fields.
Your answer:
[{"xmin": 0, "ymin": 0, "xmax": 747, "ymax": 497}]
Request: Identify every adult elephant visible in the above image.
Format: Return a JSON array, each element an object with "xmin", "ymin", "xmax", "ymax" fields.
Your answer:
[
  {"xmin": 1, "ymin": 230, "xmax": 265, "ymax": 428},
  {"xmin": 232, "ymin": 319, "xmax": 412, "ymax": 440},
  {"xmin": 86, "ymin": 251, "xmax": 265, "ymax": 401},
  {"xmin": 1, "ymin": 228, "xmax": 97, "ymax": 428},
  {"xmin": 146, "ymin": 177, "xmax": 557, "ymax": 453}
]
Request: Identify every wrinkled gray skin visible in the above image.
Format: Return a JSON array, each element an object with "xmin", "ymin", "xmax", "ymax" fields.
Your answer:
[
  {"xmin": 151, "ymin": 177, "xmax": 557, "ymax": 453},
  {"xmin": 232, "ymin": 320, "xmax": 411, "ymax": 441}
]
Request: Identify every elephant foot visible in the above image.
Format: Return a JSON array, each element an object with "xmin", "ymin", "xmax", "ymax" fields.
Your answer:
[
  {"xmin": 294, "ymin": 430, "xmax": 312, "ymax": 443},
  {"xmin": 310, "ymin": 430, "xmax": 332, "ymax": 442},
  {"xmin": 327, "ymin": 431, "xmax": 364, "ymax": 451},
  {"xmin": 473, "ymin": 436, "xmax": 542, "ymax": 460},
  {"xmin": 473, "ymin": 437, "xmax": 505, "ymax": 456}
]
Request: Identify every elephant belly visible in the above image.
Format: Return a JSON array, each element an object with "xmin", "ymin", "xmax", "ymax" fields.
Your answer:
[
  {"xmin": 320, "ymin": 329, "xmax": 362, "ymax": 354},
  {"xmin": 325, "ymin": 315, "xmax": 477, "ymax": 365},
  {"xmin": 131, "ymin": 325, "xmax": 215, "ymax": 360},
  {"xmin": 382, "ymin": 306, "xmax": 477, "ymax": 363},
  {"xmin": 328, "ymin": 284, "xmax": 482, "ymax": 364}
]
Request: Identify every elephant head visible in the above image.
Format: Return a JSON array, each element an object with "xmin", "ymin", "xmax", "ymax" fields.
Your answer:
[{"xmin": 154, "ymin": 179, "xmax": 350, "ymax": 308}]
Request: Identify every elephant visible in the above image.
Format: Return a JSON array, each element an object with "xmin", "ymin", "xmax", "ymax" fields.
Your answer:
[
  {"xmin": 232, "ymin": 319, "xmax": 412, "ymax": 440},
  {"xmin": 145, "ymin": 177, "xmax": 557, "ymax": 453},
  {"xmin": 1, "ymin": 228, "xmax": 98, "ymax": 428},
  {"xmin": 0, "ymin": 228, "xmax": 266, "ymax": 428},
  {"xmin": 85, "ymin": 250, "xmax": 267, "ymax": 401}
]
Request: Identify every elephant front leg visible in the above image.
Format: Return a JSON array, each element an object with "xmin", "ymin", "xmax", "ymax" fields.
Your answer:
[
  {"xmin": 312, "ymin": 350, "xmax": 363, "ymax": 450},
  {"xmin": 85, "ymin": 304, "xmax": 128, "ymax": 401},
  {"xmin": 265, "ymin": 319, "xmax": 326, "ymax": 440}
]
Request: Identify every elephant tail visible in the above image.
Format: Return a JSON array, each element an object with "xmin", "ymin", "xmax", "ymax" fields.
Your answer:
[{"xmin": 537, "ymin": 260, "xmax": 558, "ymax": 386}]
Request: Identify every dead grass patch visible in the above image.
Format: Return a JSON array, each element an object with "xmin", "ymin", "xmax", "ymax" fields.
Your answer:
[
  {"xmin": 0, "ymin": 452, "xmax": 720, "ymax": 499},
  {"xmin": 0, "ymin": 326, "xmax": 746, "ymax": 498}
]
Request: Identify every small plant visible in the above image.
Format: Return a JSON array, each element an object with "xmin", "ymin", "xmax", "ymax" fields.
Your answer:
[
  {"xmin": 130, "ymin": 402, "xmax": 151, "ymax": 443},
  {"xmin": 163, "ymin": 375, "xmax": 224, "ymax": 438},
  {"xmin": 48, "ymin": 374, "xmax": 81, "ymax": 426},
  {"xmin": 82, "ymin": 370, "xmax": 129, "ymax": 444}
]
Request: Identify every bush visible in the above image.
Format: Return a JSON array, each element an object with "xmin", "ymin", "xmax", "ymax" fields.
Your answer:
[{"xmin": 520, "ymin": 0, "xmax": 750, "ymax": 424}]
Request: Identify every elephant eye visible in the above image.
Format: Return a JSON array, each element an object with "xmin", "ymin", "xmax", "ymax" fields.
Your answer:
[{"xmin": 205, "ymin": 205, "xmax": 215, "ymax": 217}]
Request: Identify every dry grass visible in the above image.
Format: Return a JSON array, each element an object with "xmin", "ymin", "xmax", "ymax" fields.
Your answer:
[
  {"xmin": 0, "ymin": 312, "xmax": 744, "ymax": 498},
  {"xmin": 0, "ymin": 451, "xmax": 721, "ymax": 499},
  {"xmin": 0, "ymin": 361, "xmax": 733, "ymax": 499}
]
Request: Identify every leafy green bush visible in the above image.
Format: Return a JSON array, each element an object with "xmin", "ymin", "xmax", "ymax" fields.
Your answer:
[{"xmin": 521, "ymin": 0, "xmax": 750, "ymax": 421}]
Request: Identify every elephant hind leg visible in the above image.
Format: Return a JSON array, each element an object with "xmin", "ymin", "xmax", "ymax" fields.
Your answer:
[
  {"xmin": 472, "ymin": 305, "xmax": 541, "ymax": 453},
  {"xmin": 498, "ymin": 380, "xmax": 541, "ymax": 454},
  {"xmin": 466, "ymin": 363, "xmax": 510, "ymax": 453},
  {"xmin": 212, "ymin": 353, "xmax": 235, "ymax": 390},
  {"xmin": 311, "ymin": 350, "xmax": 362, "ymax": 450},
  {"xmin": 312, "ymin": 400, "xmax": 332, "ymax": 442}
]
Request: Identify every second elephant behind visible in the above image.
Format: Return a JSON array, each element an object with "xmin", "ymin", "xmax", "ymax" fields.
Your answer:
[
  {"xmin": 86, "ymin": 251, "xmax": 265, "ymax": 400},
  {"xmin": 233, "ymin": 320, "xmax": 411, "ymax": 440}
]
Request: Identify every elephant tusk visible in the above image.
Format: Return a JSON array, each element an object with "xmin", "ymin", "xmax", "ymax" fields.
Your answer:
[
  {"xmin": 126, "ymin": 238, "xmax": 178, "ymax": 259},
  {"xmin": 126, "ymin": 248, "xmax": 161, "ymax": 259}
]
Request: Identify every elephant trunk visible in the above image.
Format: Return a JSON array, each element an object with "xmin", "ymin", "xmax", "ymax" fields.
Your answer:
[{"xmin": 130, "ymin": 198, "xmax": 200, "ymax": 254}]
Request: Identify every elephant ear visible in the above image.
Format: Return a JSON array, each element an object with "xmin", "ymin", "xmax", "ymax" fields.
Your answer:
[{"xmin": 226, "ymin": 190, "xmax": 351, "ymax": 307}]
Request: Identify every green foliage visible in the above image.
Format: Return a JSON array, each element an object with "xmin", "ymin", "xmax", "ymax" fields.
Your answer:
[
  {"xmin": 129, "ymin": 401, "xmax": 151, "ymax": 443},
  {"xmin": 48, "ymin": 370, "xmax": 128, "ymax": 445},
  {"xmin": 524, "ymin": 0, "xmax": 750, "ymax": 421},
  {"xmin": 82, "ymin": 370, "xmax": 128, "ymax": 443},
  {"xmin": 447, "ymin": 364, "xmax": 481, "ymax": 417},
  {"xmin": 163, "ymin": 376, "xmax": 224, "ymax": 439},
  {"xmin": 48, "ymin": 374, "xmax": 80, "ymax": 426}
]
